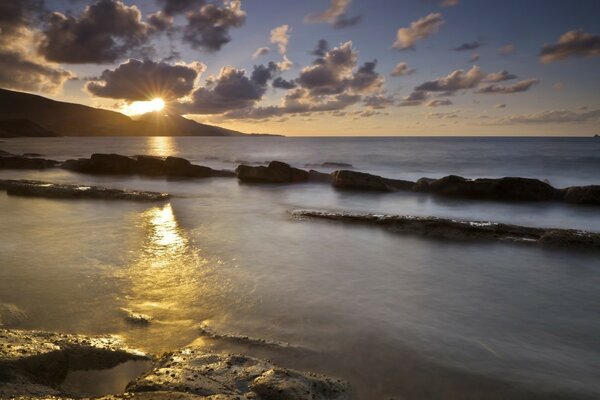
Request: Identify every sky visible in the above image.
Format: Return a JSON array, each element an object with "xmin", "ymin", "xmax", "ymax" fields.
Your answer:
[{"xmin": 1, "ymin": 0, "xmax": 600, "ymax": 136}]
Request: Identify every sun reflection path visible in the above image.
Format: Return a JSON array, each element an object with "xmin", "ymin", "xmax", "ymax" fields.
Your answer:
[
  {"xmin": 116, "ymin": 203, "xmax": 234, "ymax": 351},
  {"xmin": 147, "ymin": 136, "xmax": 176, "ymax": 158}
]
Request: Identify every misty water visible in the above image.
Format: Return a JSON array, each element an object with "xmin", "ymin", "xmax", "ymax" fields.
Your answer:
[{"xmin": 1, "ymin": 137, "xmax": 599, "ymax": 399}]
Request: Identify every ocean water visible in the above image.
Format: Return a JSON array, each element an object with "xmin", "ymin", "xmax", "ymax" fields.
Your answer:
[{"xmin": 0, "ymin": 136, "xmax": 599, "ymax": 399}]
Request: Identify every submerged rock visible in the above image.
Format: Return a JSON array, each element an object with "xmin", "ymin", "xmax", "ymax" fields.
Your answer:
[
  {"xmin": 0, "ymin": 303, "xmax": 27, "ymax": 327},
  {"xmin": 0, "ymin": 329, "xmax": 149, "ymax": 398},
  {"xmin": 562, "ymin": 185, "xmax": 600, "ymax": 205},
  {"xmin": 235, "ymin": 161, "xmax": 310, "ymax": 183},
  {"xmin": 62, "ymin": 153, "xmax": 231, "ymax": 178},
  {"xmin": 0, "ymin": 152, "xmax": 59, "ymax": 169},
  {"xmin": 331, "ymin": 170, "xmax": 414, "ymax": 192},
  {"xmin": 128, "ymin": 349, "xmax": 348, "ymax": 399},
  {"xmin": 121, "ymin": 308, "xmax": 151, "ymax": 326},
  {"xmin": 424, "ymin": 175, "xmax": 561, "ymax": 202},
  {"xmin": 291, "ymin": 210, "xmax": 600, "ymax": 249},
  {"xmin": 0, "ymin": 179, "xmax": 170, "ymax": 201}
]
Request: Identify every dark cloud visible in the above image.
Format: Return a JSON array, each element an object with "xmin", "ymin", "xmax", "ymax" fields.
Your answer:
[
  {"xmin": 393, "ymin": 13, "xmax": 444, "ymax": 50},
  {"xmin": 304, "ymin": 0, "xmax": 362, "ymax": 29},
  {"xmin": 398, "ymin": 90, "xmax": 429, "ymax": 106},
  {"xmin": 484, "ymin": 70, "xmax": 517, "ymax": 82},
  {"xmin": 454, "ymin": 41, "xmax": 481, "ymax": 51},
  {"xmin": 273, "ymin": 77, "xmax": 297, "ymax": 89},
  {"xmin": 477, "ymin": 78, "xmax": 540, "ymax": 94},
  {"xmin": 182, "ymin": 0, "xmax": 246, "ymax": 52},
  {"xmin": 39, "ymin": 0, "xmax": 152, "ymax": 64},
  {"xmin": 147, "ymin": 11, "xmax": 173, "ymax": 32},
  {"xmin": 158, "ymin": 0, "xmax": 205, "ymax": 15},
  {"xmin": 426, "ymin": 99, "xmax": 452, "ymax": 107},
  {"xmin": 85, "ymin": 58, "xmax": 204, "ymax": 101},
  {"xmin": 415, "ymin": 65, "xmax": 485, "ymax": 93},
  {"xmin": 311, "ymin": 40, "xmax": 329, "ymax": 57},
  {"xmin": 364, "ymin": 95, "xmax": 395, "ymax": 109},
  {"xmin": 250, "ymin": 62, "xmax": 278, "ymax": 86},
  {"xmin": 350, "ymin": 60, "xmax": 384, "ymax": 92},
  {"xmin": 539, "ymin": 30, "xmax": 600, "ymax": 63},
  {"xmin": 0, "ymin": 0, "xmax": 43, "ymax": 35}
]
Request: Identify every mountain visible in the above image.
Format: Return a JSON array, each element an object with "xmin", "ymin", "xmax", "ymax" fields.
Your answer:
[
  {"xmin": 0, "ymin": 118, "xmax": 59, "ymax": 138},
  {"xmin": 0, "ymin": 88, "xmax": 274, "ymax": 137}
]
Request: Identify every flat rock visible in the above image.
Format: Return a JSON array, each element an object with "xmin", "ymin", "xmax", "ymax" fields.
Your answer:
[
  {"xmin": 331, "ymin": 170, "xmax": 414, "ymax": 192},
  {"xmin": 128, "ymin": 349, "xmax": 348, "ymax": 399},
  {"xmin": 0, "ymin": 154, "xmax": 59, "ymax": 169},
  {"xmin": 291, "ymin": 210, "xmax": 600, "ymax": 249},
  {"xmin": 62, "ymin": 154, "xmax": 229, "ymax": 179},
  {"xmin": 0, "ymin": 179, "xmax": 170, "ymax": 201},
  {"xmin": 235, "ymin": 161, "xmax": 310, "ymax": 183},
  {"xmin": 562, "ymin": 185, "xmax": 600, "ymax": 205}
]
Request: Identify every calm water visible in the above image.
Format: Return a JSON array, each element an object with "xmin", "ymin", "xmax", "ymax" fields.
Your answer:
[{"xmin": 1, "ymin": 137, "xmax": 599, "ymax": 399}]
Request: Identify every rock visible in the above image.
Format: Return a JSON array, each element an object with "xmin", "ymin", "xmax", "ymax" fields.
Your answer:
[
  {"xmin": 291, "ymin": 210, "xmax": 600, "ymax": 250},
  {"xmin": 562, "ymin": 185, "xmax": 600, "ymax": 205},
  {"xmin": 0, "ymin": 303, "xmax": 27, "ymax": 327},
  {"xmin": 62, "ymin": 153, "xmax": 227, "ymax": 179},
  {"xmin": 0, "ymin": 329, "xmax": 149, "ymax": 397},
  {"xmin": 331, "ymin": 170, "xmax": 414, "ymax": 192},
  {"xmin": 121, "ymin": 308, "xmax": 151, "ymax": 326},
  {"xmin": 0, "ymin": 179, "xmax": 170, "ymax": 201},
  {"xmin": 128, "ymin": 349, "xmax": 348, "ymax": 399},
  {"xmin": 235, "ymin": 161, "xmax": 310, "ymax": 183},
  {"xmin": 0, "ymin": 154, "xmax": 59, "ymax": 169},
  {"xmin": 426, "ymin": 175, "xmax": 560, "ymax": 201},
  {"xmin": 412, "ymin": 177, "xmax": 435, "ymax": 192},
  {"xmin": 308, "ymin": 170, "xmax": 332, "ymax": 183}
]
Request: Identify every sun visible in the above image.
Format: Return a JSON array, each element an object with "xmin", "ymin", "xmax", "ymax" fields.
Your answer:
[{"xmin": 122, "ymin": 98, "xmax": 165, "ymax": 116}]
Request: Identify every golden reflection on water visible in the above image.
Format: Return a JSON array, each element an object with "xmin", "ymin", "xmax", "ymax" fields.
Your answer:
[
  {"xmin": 147, "ymin": 136, "xmax": 176, "ymax": 157},
  {"xmin": 116, "ymin": 203, "xmax": 231, "ymax": 351}
]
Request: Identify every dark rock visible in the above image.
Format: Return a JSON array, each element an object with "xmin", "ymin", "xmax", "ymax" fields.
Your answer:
[
  {"xmin": 291, "ymin": 210, "xmax": 600, "ymax": 250},
  {"xmin": 562, "ymin": 185, "xmax": 600, "ymax": 205},
  {"xmin": 0, "ymin": 179, "xmax": 170, "ymax": 201},
  {"xmin": 426, "ymin": 175, "xmax": 560, "ymax": 201},
  {"xmin": 309, "ymin": 170, "xmax": 332, "ymax": 183},
  {"xmin": 412, "ymin": 177, "xmax": 435, "ymax": 192},
  {"xmin": 331, "ymin": 170, "xmax": 414, "ymax": 192},
  {"xmin": 128, "ymin": 348, "xmax": 348, "ymax": 399},
  {"xmin": 62, "ymin": 153, "xmax": 228, "ymax": 179},
  {"xmin": 0, "ymin": 154, "xmax": 59, "ymax": 169},
  {"xmin": 236, "ymin": 161, "xmax": 310, "ymax": 183},
  {"xmin": 121, "ymin": 308, "xmax": 151, "ymax": 326}
]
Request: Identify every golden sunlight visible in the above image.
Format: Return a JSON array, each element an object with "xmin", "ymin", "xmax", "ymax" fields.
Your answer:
[{"xmin": 122, "ymin": 98, "xmax": 165, "ymax": 116}]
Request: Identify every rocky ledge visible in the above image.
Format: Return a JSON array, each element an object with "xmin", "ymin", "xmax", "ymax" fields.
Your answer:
[
  {"xmin": 291, "ymin": 210, "xmax": 600, "ymax": 249},
  {"xmin": 0, "ymin": 149, "xmax": 59, "ymax": 169},
  {"xmin": 62, "ymin": 154, "xmax": 235, "ymax": 178},
  {"xmin": 331, "ymin": 170, "xmax": 600, "ymax": 205},
  {"xmin": 0, "ymin": 179, "xmax": 170, "ymax": 201},
  {"xmin": 0, "ymin": 329, "xmax": 348, "ymax": 400},
  {"xmin": 235, "ymin": 161, "xmax": 330, "ymax": 184}
]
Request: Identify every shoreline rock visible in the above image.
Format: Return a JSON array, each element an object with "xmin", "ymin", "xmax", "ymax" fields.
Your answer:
[
  {"xmin": 62, "ymin": 153, "xmax": 234, "ymax": 178},
  {"xmin": 291, "ymin": 210, "xmax": 600, "ymax": 249},
  {"xmin": 0, "ymin": 329, "xmax": 349, "ymax": 399},
  {"xmin": 332, "ymin": 170, "xmax": 414, "ymax": 192},
  {"xmin": 236, "ymin": 161, "xmax": 311, "ymax": 183},
  {"xmin": 0, "ymin": 179, "xmax": 170, "ymax": 201},
  {"xmin": 0, "ymin": 150, "xmax": 59, "ymax": 169}
]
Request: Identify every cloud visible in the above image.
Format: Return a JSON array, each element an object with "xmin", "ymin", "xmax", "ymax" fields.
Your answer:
[
  {"xmin": 276, "ymin": 55, "xmax": 293, "ymax": 71},
  {"xmin": 39, "ymin": 0, "xmax": 153, "ymax": 64},
  {"xmin": 428, "ymin": 111, "xmax": 459, "ymax": 119},
  {"xmin": 500, "ymin": 109, "xmax": 600, "ymax": 124},
  {"xmin": 454, "ymin": 41, "xmax": 481, "ymax": 51},
  {"xmin": 477, "ymin": 78, "xmax": 540, "ymax": 94},
  {"xmin": 304, "ymin": 0, "xmax": 362, "ymax": 29},
  {"xmin": 182, "ymin": 0, "xmax": 246, "ymax": 52},
  {"xmin": 539, "ymin": 30, "xmax": 600, "ymax": 63},
  {"xmin": 157, "ymin": 0, "xmax": 205, "ymax": 15},
  {"xmin": 553, "ymin": 82, "xmax": 565, "ymax": 90},
  {"xmin": 391, "ymin": 62, "xmax": 415, "ymax": 76},
  {"xmin": 270, "ymin": 24, "xmax": 290, "ymax": 55},
  {"xmin": 484, "ymin": 70, "xmax": 517, "ymax": 82},
  {"xmin": 311, "ymin": 40, "xmax": 329, "ymax": 57},
  {"xmin": 147, "ymin": 11, "xmax": 173, "ymax": 32},
  {"xmin": 0, "ymin": 1, "xmax": 73, "ymax": 93},
  {"xmin": 252, "ymin": 47, "xmax": 270, "ymax": 59},
  {"xmin": 426, "ymin": 99, "xmax": 452, "ymax": 107},
  {"xmin": 399, "ymin": 90, "xmax": 429, "ymax": 106},
  {"xmin": 415, "ymin": 65, "xmax": 485, "ymax": 93},
  {"xmin": 393, "ymin": 13, "xmax": 444, "ymax": 50},
  {"xmin": 499, "ymin": 44, "xmax": 515, "ymax": 55},
  {"xmin": 469, "ymin": 53, "xmax": 480, "ymax": 62},
  {"xmin": 272, "ymin": 77, "xmax": 297, "ymax": 89},
  {"xmin": 85, "ymin": 59, "xmax": 205, "ymax": 101},
  {"xmin": 364, "ymin": 95, "xmax": 395, "ymax": 109},
  {"xmin": 495, "ymin": 103, "xmax": 506, "ymax": 109}
]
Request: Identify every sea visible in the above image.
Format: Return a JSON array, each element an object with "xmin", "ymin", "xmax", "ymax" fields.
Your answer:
[{"xmin": 0, "ymin": 136, "xmax": 599, "ymax": 399}]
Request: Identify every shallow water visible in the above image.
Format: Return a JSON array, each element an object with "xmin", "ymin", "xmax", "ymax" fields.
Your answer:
[{"xmin": 1, "ymin": 137, "xmax": 599, "ymax": 399}]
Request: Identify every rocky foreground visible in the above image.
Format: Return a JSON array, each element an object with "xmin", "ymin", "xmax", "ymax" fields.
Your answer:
[
  {"xmin": 1, "ymin": 150, "xmax": 599, "ymax": 205},
  {"xmin": 0, "ymin": 329, "xmax": 348, "ymax": 399},
  {"xmin": 291, "ymin": 210, "xmax": 600, "ymax": 249},
  {"xmin": 0, "ymin": 180, "xmax": 169, "ymax": 201}
]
